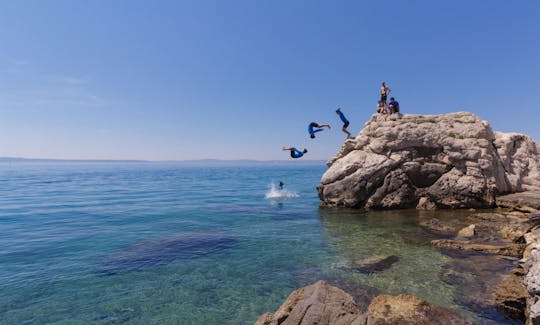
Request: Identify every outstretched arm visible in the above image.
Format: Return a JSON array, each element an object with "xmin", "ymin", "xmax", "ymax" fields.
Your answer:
[
  {"xmin": 282, "ymin": 147, "xmax": 293, "ymax": 151},
  {"xmin": 320, "ymin": 124, "xmax": 331, "ymax": 128}
]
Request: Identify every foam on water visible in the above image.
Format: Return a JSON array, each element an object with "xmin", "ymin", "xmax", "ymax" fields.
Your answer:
[{"xmin": 265, "ymin": 183, "xmax": 299, "ymax": 199}]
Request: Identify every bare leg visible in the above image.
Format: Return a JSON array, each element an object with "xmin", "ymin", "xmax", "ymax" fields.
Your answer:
[{"xmin": 342, "ymin": 127, "xmax": 352, "ymax": 139}]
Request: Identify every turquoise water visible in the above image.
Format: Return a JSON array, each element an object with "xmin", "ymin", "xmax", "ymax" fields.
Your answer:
[{"xmin": 0, "ymin": 163, "xmax": 516, "ymax": 324}]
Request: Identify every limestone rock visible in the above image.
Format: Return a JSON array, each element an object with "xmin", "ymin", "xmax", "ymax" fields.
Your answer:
[
  {"xmin": 254, "ymin": 280, "xmax": 364, "ymax": 325},
  {"xmin": 365, "ymin": 294, "xmax": 469, "ymax": 325},
  {"xmin": 431, "ymin": 239, "xmax": 525, "ymax": 257},
  {"xmin": 456, "ymin": 224, "xmax": 476, "ymax": 239},
  {"xmin": 318, "ymin": 112, "xmax": 540, "ymax": 209},
  {"xmin": 497, "ymin": 191, "xmax": 540, "ymax": 212},
  {"xmin": 494, "ymin": 273, "xmax": 527, "ymax": 320},
  {"xmin": 255, "ymin": 281, "xmax": 469, "ymax": 325}
]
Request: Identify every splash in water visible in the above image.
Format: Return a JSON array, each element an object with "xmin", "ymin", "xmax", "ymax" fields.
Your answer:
[{"xmin": 265, "ymin": 183, "xmax": 299, "ymax": 199}]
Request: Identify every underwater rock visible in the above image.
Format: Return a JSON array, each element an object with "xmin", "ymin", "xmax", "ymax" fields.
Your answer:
[
  {"xmin": 495, "ymin": 272, "xmax": 527, "ymax": 320},
  {"xmin": 343, "ymin": 255, "xmax": 399, "ymax": 274},
  {"xmin": 431, "ymin": 239, "xmax": 525, "ymax": 257},
  {"xmin": 365, "ymin": 294, "xmax": 469, "ymax": 325},
  {"xmin": 99, "ymin": 231, "xmax": 236, "ymax": 274},
  {"xmin": 318, "ymin": 112, "xmax": 540, "ymax": 209},
  {"xmin": 418, "ymin": 217, "xmax": 461, "ymax": 236}
]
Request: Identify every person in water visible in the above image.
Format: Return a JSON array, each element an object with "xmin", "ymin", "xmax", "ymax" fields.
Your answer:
[
  {"xmin": 335, "ymin": 108, "xmax": 352, "ymax": 139},
  {"xmin": 282, "ymin": 147, "xmax": 308, "ymax": 159},
  {"xmin": 380, "ymin": 81, "xmax": 391, "ymax": 108},
  {"xmin": 388, "ymin": 97, "xmax": 400, "ymax": 114},
  {"xmin": 278, "ymin": 181, "xmax": 284, "ymax": 190},
  {"xmin": 308, "ymin": 122, "xmax": 331, "ymax": 138}
]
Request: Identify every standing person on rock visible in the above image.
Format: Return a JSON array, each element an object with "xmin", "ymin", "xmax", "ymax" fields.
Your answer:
[
  {"xmin": 282, "ymin": 147, "xmax": 308, "ymax": 159},
  {"xmin": 335, "ymin": 108, "xmax": 352, "ymax": 139},
  {"xmin": 380, "ymin": 82, "xmax": 391, "ymax": 109}
]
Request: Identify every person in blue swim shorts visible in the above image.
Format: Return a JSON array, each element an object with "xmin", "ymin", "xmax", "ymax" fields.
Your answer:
[
  {"xmin": 282, "ymin": 147, "xmax": 308, "ymax": 159},
  {"xmin": 335, "ymin": 108, "xmax": 352, "ymax": 139},
  {"xmin": 308, "ymin": 122, "xmax": 331, "ymax": 139}
]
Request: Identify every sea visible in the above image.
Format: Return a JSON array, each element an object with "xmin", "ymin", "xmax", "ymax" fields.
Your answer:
[{"xmin": 0, "ymin": 162, "xmax": 519, "ymax": 324}]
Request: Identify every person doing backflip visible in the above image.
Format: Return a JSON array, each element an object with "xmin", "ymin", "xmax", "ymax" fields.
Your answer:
[
  {"xmin": 335, "ymin": 108, "xmax": 352, "ymax": 139},
  {"xmin": 282, "ymin": 147, "xmax": 308, "ymax": 159},
  {"xmin": 308, "ymin": 122, "xmax": 331, "ymax": 138}
]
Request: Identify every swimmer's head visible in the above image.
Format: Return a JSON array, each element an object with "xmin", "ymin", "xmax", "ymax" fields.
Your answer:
[
  {"xmin": 310, "ymin": 134, "xmax": 315, "ymax": 139},
  {"xmin": 335, "ymin": 108, "xmax": 341, "ymax": 114},
  {"xmin": 303, "ymin": 149, "xmax": 308, "ymax": 154}
]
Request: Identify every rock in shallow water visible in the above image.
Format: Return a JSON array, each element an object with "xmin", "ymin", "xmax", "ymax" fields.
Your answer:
[
  {"xmin": 343, "ymin": 255, "xmax": 399, "ymax": 274},
  {"xmin": 255, "ymin": 281, "xmax": 469, "ymax": 325}
]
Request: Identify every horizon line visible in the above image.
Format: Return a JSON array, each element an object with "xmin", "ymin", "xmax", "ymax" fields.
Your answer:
[{"xmin": 0, "ymin": 156, "xmax": 327, "ymax": 163}]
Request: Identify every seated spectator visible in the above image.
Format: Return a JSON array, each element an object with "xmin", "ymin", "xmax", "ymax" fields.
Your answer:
[
  {"xmin": 377, "ymin": 101, "xmax": 387, "ymax": 114},
  {"xmin": 388, "ymin": 97, "xmax": 400, "ymax": 114}
]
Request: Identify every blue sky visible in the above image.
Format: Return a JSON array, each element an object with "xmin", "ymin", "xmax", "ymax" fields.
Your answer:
[{"xmin": 1, "ymin": 0, "xmax": 538, "ymax": 160}]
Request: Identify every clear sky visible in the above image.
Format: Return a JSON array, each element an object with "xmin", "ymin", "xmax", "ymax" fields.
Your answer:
[{"xmin": 1, "ymin": 0, "xmax": 538, "ymax": 160}]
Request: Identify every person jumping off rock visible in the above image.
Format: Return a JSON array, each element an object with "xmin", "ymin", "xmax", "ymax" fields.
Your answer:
[
  {"xmin": 282, "ymin": 147, "xmax": 308, "ymax": 159},
  {"xmin": 308, "ymin": 122, "xmax": 331, "ymax": 139},
  {"xmin": 335, "ymin": 108, "xmax": 352, "ymax": 139}
]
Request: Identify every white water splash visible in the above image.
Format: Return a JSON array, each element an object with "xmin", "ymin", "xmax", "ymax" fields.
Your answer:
[{"xmin": 265, "ymin": 183, "xmax": 299, "ymax": 199}]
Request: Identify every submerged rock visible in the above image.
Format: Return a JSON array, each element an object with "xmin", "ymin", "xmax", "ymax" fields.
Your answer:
[
  {"xmin": 318, "ymin": 112, "xmax": 540, "ymax": 209},
  {"xmin": 495, "ymin": 272, "xmax": 527, "ymax": 320},
  {"xmin": 365, "ymin": 294, "xmax": 469, "ymax": 325},
  {"xmin": 99, "ymin": 231, "xmax": 236, "ymax": 274},
  {"xmin": 343, "ymin": 255, "xmax": 399, "ymax": 274},
  {"xmin": 431, "ymin": 239, "xmax": 524, "ymax": 257}
]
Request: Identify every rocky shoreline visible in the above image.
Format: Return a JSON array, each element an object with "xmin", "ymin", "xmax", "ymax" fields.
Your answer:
[
  {"xmin": 256, "ymin": 113, "xmax": 540, "ymax": 324},
  {"xmin": 256, "ymin": 192, "xmax": 540, "ymax": 325}
]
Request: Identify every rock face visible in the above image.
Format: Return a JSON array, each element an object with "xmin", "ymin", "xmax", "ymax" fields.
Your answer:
[
  {"xmin": 525, "ymin": 243, "xmax": 540, "ymax": 324},
  {"xmin": 254, "ymin": 280, "xmax": 364, "ymax": 325},
  {"xmin": 318, "ymin": 112, "xmax": 540, "ymax": 209},
  {"xmin": 255, "ymin": 281, "xmax": 468, "ymax": 325}
]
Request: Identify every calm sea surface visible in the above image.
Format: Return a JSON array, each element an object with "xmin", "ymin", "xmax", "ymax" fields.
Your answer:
[{"xmin": 0, "ymin": 163, "xmax": 517, "ymax": 324}]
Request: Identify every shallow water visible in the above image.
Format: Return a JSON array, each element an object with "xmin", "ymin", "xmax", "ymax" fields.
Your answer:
[{"xmin": 0, "ymin": 163, "xmax": 518, "ymax": 324}]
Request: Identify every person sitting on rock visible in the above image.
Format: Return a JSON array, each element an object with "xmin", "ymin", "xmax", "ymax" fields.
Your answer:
[
  {"xmin": 377, "ymin": 101, "xmax": 387, "ymax": 114},
  {"xmin": 388, "ymin": 97, "xmax": 400, "ymax": 114},
  {"xmin": 282, "ymin": 147, "xmax": 308, "ymax": 159},
  {"xmin": 335, "ymin": 108, "xmax": 352, "ymax": 139},
  {"xmin": 308, "ymin": 122, "xmax": 331, "ymax": 139}
]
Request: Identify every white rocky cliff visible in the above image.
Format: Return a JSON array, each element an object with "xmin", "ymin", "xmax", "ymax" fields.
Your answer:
[{"xmin": 318, "ymin": 112, "xmax": 540, "ymax": 209}]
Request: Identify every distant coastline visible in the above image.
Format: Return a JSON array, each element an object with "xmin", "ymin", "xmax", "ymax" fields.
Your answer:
[{"xmin": 0, "ymin": 157, "xmax": 326, "ymax": 165}]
